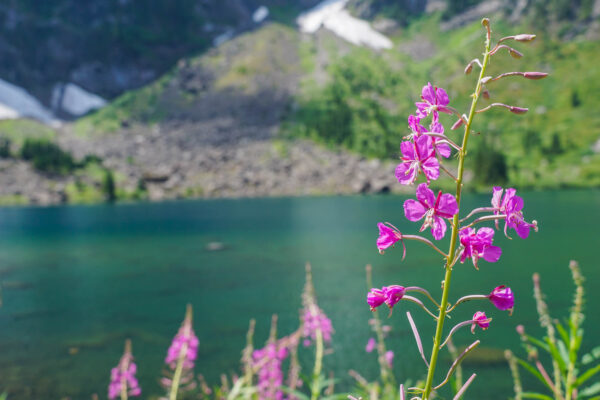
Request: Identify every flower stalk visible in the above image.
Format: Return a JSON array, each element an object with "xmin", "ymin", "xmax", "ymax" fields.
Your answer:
[{"xmin": 421, "ymin": 19, "xmax": 492, "ymax": 400}]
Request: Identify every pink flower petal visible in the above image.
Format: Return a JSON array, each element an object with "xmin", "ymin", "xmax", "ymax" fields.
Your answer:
[
  {"xmin": 415, "ymin": 183, "xmax": 435, "ymax": 207},
  {"xmin": 431, "ymin": 215, "xmax": 447, "ymax": 240},
  {"xmin": 404, "ymin": 199, "xmax": 427, "ymax": 221}
]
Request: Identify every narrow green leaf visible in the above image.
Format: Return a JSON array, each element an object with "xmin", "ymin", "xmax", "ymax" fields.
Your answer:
[
  {"xmin": 526, "ymin": 335, "xmax": 550, "ymax": 353},
  {"xmin": 555, "ymin": 321, "xmax": 570, "ymax": 347},
  {"xmin": 545, "ymin": 339, "xmax": 567, "ymax": 373},
  {"xmin": 583, "ymin": 353, "xmax": 594, "ymax": 365},
  {"xmin": 279, "ymin": 386, "xmax": 310, "ymax": 400},
  {"xmin": 575, "ymin": 363, "xmax": 600, "ymax": 386},
  {"xmin": 521, "ymin": 392, "xmax": 554, "ymax": 400},
  {"xmin": 579, "ymin": 382, "xmax": 600, "ymax": 396},
  {"xmin": 515, "ymin": 357, "xmax": 554, "ymax": 391}
]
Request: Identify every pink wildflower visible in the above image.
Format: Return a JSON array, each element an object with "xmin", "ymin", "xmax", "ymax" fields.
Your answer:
[
  {"xmin": 415, "ymin": 82, "xmax": 451, "ymax": 122},
  {"xmin": 407, "ymin": 115, "xmax": 451, "ymax": 158},
  {"xmin": 404, "ymin": 183, "xmax": 458, "ymax": 240},
  {"xmin": 407, "ymin": 114, "xmax": 427, "ymax": 138},
  {"xmin": 385, "ymin": 351, "xmax": 394, "ymax": 368},
  {"xmin": 471, "ymin": 311, "xmax": 491, "ymax": 333},
  {"xmin": 459, "ymin": 227, "xmax": 502, "ymax": 269},
  {"xmin": 302, "ymin": 305, "xmax": 333, "ymax": 345},
  {"xmin": 367, "ymin": 288, "xmax": 386, "ymax": 311},
  {"xmin": 108, "ymin": 340, "xmax": 141, "ymax": 399},
  {"xmin": 395, "ymin": 135, "xmax": 439, "ymax": 185},
  {"xmin": 488, "ymin": 285, "xmax": 514, "ymax": 312},
  {"xmin": 165, "ymin": 305, "xmax": 199, "ymax": 370},
  {"xmin": 376, "ymin": 223, "xmax": 406, "ymax": 258},
  {"xmin": 365, "ymin": 337, "xmax": 376, "ymax": 353},
  {"xmin": 253, "ymin": 342, "xmax": 288, "ymax": 400},
  {"xmin": 491, "ymin": 187, "xmax": 537, "ymax": 239},
  {"xmin": 429, "ymin": 122, "xmax": 452, "ymax": 158},
  {"xmin": 367, "ymin": 285, "xmax": 405, "ymax": 311}
]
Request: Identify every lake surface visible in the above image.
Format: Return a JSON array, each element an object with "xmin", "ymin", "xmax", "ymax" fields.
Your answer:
[{"xmin": 0, "ymin": 190, "xmax": 598, "ymax": 399}]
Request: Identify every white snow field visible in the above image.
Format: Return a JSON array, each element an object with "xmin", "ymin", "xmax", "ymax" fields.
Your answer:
[
  {"xmin": 51, "ymin": 82, "xmax": 107, "ymax": 116},
  {"xmin": 0, "ymin": 78, "xmax": 57, "ymax": 124},
  {"xmin": 297, "ymin": 0, "xmax": 393, "ymax": 50}
]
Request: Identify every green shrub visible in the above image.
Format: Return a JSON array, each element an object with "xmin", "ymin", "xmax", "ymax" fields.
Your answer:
[{"xmin": 20, "ymin": 139, "xmax": 76, "ymax": 174}]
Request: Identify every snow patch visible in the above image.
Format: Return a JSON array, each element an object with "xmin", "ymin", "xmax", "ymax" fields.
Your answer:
[
  {"xmin": 0, "ymin": 78, "xmax": 57, "ymax": 125},
  {"xmin": 297, "ymin": 0, "xmax": 393, "ymax": 50},
  {"xmin": 52, "ymin": 82, "xmax": 106, "ymax": 116},
  {"xmin": 253, "ymin": 6, "xmax": 269, "ymax": 23}
]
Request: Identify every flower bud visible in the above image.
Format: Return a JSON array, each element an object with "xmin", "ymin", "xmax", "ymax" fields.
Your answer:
[
  {"xmin": 509, "ymin": 106, "xmax": 528, "ymax": 114},
  {"xmin": 508, "ymin": 48, "xmax": 523, "ymax": 59},
  {"xmin": 515, "ymin": 324, "xmax": 525, "ymax": 336},
  {"xmin": 464, "ymin": 62, "xmax": 473, "ymax": 75},
  {"xmin": 481, "ymin": 18, "xmax": 490, "ymax": 28},
  {"xmin": 471, "ymin": 311, "xmax": 491, "ymax": 333},
  {"xmin": 523, "ymin": 72, "xmax": 548, "ymax": 80},
  {"xmin": 451, "ymin": 118, "xmax": 464, "ymax": 130},
  {"xmin": 514, "ymin": 34, "xmax": 536, "ymax": 42},
  {"xmin": 482, "ymin": 88, "xmax": 490, "ymax": 99}
]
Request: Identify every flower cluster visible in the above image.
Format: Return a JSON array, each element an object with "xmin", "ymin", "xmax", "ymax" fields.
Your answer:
[
  {"xmin": 253, "ymin": 341, "xmax": 289, "ymax": 400},
  {"xmin": 108, "ymin": 340, "xmax": 141, "ymax": 399},
  {"xmin": 165, "ymin": 310, "xmax": 199, "ymax": 370},
  {"xmin": 395, "ymin": 83, "xmax": 454, "ymax": 186},
  {"xmin": 161, "ymin": 305, "xmax": 199, "ymax": 399},
  {"xmin": 492, "ymin": 186, "xmax": 537, "ymax": 238},
  {"xmin": 302, "ymin": 305, "xmax": 333, "ymax": 346}
]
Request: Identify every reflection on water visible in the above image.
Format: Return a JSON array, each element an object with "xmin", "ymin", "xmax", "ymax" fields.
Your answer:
[{"xmin": 0, "ymin": 190, "xmax": 598, "ymax": 399}]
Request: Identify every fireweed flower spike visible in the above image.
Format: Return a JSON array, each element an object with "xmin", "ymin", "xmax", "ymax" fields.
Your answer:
[
  {"xmin": 108, "ymin": 339, "xmax": 141, "ymax": 400},
  {"xmin": 404, "ymin": 183, "xmax": 458, "ymax": 240},
  {"xmin": 369, "ymin": 19, "xmax": 546, "ymax": 400},
  {"xmin": 492, "ymin": 187, "xmax": 538, "ymax": 238},
  {"xmin": 302, "ymin": 304, "xmax": 333, "ymax": 346},
  {"xmin": 415, "ymin": 82, "xmax": 451, "ymax": 122},
  {"xmin": 252, "ymin": 341, "xmax": 288, "ymax": 400},
  {"xmin": 459, "ymin": 227, "xmax": 502, "ymax": 269},
  {"xmin": 163, "ymin": 304, "xmax": 199, "ymax": 400},
  {"xmin": 395, "ymin": 135, "xmax": 439, "ymax": 185}
]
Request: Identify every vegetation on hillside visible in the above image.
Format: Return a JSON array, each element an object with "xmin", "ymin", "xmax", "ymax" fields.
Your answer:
[{"xmin": 285, "ymin": 15, "xmax": 600, "ymax": 189}]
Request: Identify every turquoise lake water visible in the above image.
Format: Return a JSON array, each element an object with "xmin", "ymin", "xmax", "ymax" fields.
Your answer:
[{"xmin": 0, "ymin": 190, "xmax": 598, "ymax": 399}]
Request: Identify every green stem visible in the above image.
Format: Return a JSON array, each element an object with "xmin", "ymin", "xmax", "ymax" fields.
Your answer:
[
  {"xmin": 565, "ymin": 261, "xmax": 584, "ymax": 400},
  {"xmin": 311, "ymin": 316, "xmax": 324, "ymax": 400},
  {"xmin": 169, "ymin": 342, "xmax": 189, "ymax": 400},
  {"xmin": 421, "ymin": 25, "xmax": 492, "ymax": 400}
]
